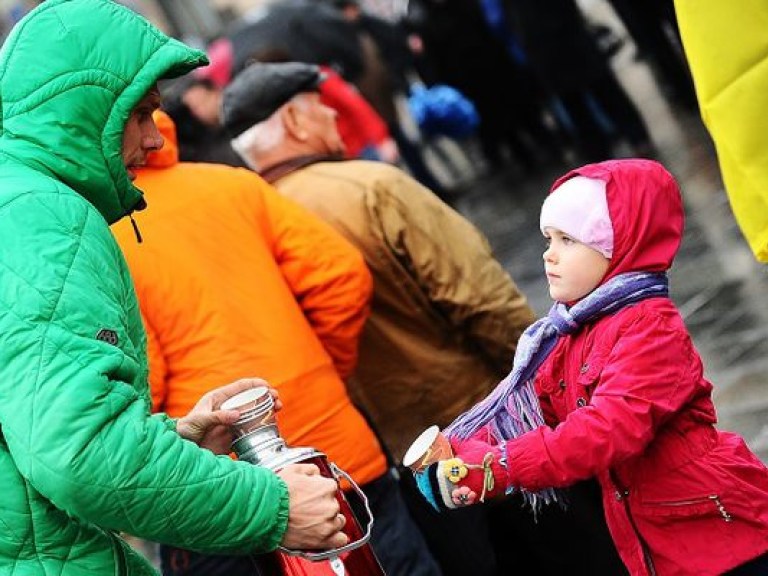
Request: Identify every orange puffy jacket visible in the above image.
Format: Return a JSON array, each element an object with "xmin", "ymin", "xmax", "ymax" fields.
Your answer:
[{"xmin": 112, "ymin": 112, "xmax": 386, "ymax": 486}]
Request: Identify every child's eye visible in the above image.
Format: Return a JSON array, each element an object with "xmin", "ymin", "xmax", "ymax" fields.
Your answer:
[{"xmin": 561, "ymin": 235, "xmax": 575, "ymax": 245}]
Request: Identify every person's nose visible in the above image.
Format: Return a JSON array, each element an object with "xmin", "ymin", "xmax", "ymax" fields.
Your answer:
[
  {"xmin": 142, "ymin": 122, "xmax": 164, "ymax": 151},
  {"xmin": 543, "ymin": 245, "xmax": 556, "ymax": 263}
]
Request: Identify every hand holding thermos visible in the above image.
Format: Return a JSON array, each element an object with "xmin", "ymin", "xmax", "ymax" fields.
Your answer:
[{"xmin": 277, "ymin": 464, "xmax": 350, "ymax": 550}]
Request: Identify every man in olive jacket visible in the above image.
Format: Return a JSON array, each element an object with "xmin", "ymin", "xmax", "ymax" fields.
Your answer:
[
  {"xmin": 223, "ymin": 62, "xmax": 536, "ymax": 464},
  {"xmin": 0, "ymin": 3, "xmax": 346, "ymax": 575},
  {"xmin": 222, "ymin": 61, "xmax": 537, "ymax": 576}
]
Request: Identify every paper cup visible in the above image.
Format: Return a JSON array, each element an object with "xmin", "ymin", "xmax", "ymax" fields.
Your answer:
[
  {"xmin": 403, "ymin": 425, "xmax": 454, "ymax": 472},
  {"xmin": 221, "ymin": 386, "xmax": 276, "ymax": 438}
]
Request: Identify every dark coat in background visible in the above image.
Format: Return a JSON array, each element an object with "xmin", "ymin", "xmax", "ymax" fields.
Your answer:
[{"xmin": 503, "ymin": 0, "xmax": 607, "ymax": 92}]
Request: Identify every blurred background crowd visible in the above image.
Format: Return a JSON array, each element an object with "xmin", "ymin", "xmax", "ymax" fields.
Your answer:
[{"xmin": 0, "ymin": 0, "xmax": 700, "ymax": 200}]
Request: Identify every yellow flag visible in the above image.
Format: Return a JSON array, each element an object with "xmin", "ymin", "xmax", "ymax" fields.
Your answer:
[{"xmin": 675, "ymin": 0, "xmax": 768, "ymax": 262}]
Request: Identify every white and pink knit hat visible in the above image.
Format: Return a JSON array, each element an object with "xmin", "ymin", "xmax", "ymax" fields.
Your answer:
[{"xmin": 539, "ymin": 176, "xmax": 614, "ymax": 258}]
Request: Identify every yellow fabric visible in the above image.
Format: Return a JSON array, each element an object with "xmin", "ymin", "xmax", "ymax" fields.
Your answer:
[
  {"xmin": 675, "ymin": 0, "xmax": 768, "ymax": 262},
  {"xmin": 112, "ymin": 112, "xmax": 386, "ymax": 486}
]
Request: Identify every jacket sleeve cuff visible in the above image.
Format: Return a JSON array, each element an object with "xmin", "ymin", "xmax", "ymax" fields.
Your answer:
[
  {"xmin": 263, "ymin": 475, "xmax": 291, "ymax": 551},
  {"xmin": 504, "ymin": 427, "xmax": 561, "ymax": 491},
  {"xmin": 153, "ymin": 413, "xmax": 178, "ymax": 433}
]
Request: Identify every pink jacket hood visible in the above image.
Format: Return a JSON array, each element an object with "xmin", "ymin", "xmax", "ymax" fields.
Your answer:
[{"xmin": 550, "ymin": 159, "xmax": 685, "ymax": 284}]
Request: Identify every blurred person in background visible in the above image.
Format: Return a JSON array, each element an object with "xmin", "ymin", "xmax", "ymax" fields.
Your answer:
[
  {"xmin": 222, "ymin": 61, "xmax": 544, "ymax": 576},
  {"xmin": 502, "ymin": 0, "xmax": 655, "ymax": 162},
  {"xmin": 323, "ymin": 0, "xmax": 449, "ymax": 194},
  {"xmin": 317, "ymin": 64, "xmax": 400, "ymax": 162},
  {"xmin": 161, "ymin": 38, "xmax": 247, "ymax": 167},
  {"xmin": 405, "ymin": 0, "xmax": 565, "ymax": 174},
  {"xmin": 604, "ymin": 0, "xmax": 697, "ymax": 109},
  {"xmin": 243, "ymin": 45, "xmax": 401, "ymax": 163},
  {"xmin": 166, "ymin": 38, "xmax": 400, "ymax": 166}
]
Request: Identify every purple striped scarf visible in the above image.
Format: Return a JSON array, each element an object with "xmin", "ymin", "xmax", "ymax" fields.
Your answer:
[{"xmin": 445, "ymin": 271, "xmax": 669, "ymax": 506}]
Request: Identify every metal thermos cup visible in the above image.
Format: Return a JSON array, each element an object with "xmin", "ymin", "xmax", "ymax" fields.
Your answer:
[{"xmin": 221, "ymin": 387, "xmax": 386, "ymax": 576}]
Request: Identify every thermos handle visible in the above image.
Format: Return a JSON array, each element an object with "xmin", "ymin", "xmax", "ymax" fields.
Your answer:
[{"xmin": 278, "ymin": 463, "xmax": 373, "ymax": 562}]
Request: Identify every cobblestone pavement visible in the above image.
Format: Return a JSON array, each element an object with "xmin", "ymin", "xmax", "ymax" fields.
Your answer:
[{"xmin": 444, "ymin": 36, "xmax": 768, "ymax": 463}]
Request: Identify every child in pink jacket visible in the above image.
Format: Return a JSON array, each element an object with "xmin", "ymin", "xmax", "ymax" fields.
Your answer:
[{"xmin": 415, "ymin": 159, "xmax": 768, "ymax": 575}]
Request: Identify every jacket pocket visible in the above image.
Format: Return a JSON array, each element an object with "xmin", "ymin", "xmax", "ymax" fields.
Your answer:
[
  {"xmin": 633, "ymin": 491, "xmax": 740, "ymax": 576},
  {"xmin": 640, "ymin": 494, "xmax": 733, "ymax": 522}
]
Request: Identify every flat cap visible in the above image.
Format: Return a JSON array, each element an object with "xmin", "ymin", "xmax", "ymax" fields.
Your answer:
[{"xmin": 222, "ymin": 62, "xmax": 325, "ymax": 138}]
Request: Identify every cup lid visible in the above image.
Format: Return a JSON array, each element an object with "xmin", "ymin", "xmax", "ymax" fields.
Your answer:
[
  {"xmin": 221, "ymin": 386, "xmax": 269, "ymax": 411},
  {"xmin": 402, "ymin": 425, "xmax": 440, "ymax": 468}
]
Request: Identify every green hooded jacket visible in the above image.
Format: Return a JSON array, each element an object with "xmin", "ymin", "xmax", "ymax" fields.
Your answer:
[{"xmin": 0, "ymin": 2, "xmax": 289, "ymax": 574}]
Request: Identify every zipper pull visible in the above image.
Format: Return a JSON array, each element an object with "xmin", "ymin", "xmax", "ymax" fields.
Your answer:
[
  {"xmin": 710, "ymin": 495, "xmax": 733, "ymax": 522},
  {"xmin": 129, "ymin": 213, "xmax": 143, "ymax": 243}
]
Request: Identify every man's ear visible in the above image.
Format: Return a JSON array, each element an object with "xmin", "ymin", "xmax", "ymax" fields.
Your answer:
[{"xmin": 281, "ymin": 102, "xmax": 308, "ymax": 141}]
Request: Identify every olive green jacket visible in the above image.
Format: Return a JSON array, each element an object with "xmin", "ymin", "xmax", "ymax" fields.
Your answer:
[
  {"xmin": 0, "ymin": 2, "xmax": 288, "ymax": 574},
  {"xmin": 274, "ymin": 160, "xmax": 536, "ymax": 461}
]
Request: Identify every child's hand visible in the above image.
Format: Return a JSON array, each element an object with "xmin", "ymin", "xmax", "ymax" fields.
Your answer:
[
  {"xmin": 448, "ymin": 437, "xmax": 510, "ymax": 503},
  {"xmin": 412, "ymin": 456, "xmax": 490, "ymax": 512},
  {"xmin": 412, "ymin": 435, "xmax": 512, "ymax": 512}
]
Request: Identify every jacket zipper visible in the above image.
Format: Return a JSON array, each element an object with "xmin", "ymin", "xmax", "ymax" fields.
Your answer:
[
  {"xmin": 611, "ymin": 472, "xmax": 657, "ymax": 576},
  {"xmin": 651, "ymin": 494, "xmax": 733, "ymax": 522},
  {"xmin": 109, "ymin": 532, "xmax": 129, "ymax": 576}
]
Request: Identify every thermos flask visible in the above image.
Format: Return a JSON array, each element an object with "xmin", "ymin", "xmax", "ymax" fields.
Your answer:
[{"xmin": 221, "ymin": 387, "xmax": 386, "ymax": 576}]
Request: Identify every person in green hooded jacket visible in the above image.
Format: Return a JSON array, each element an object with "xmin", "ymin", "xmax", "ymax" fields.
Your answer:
[{"xmin": 0, "ymin": 1, "xmax": 349, "ymax": 575}]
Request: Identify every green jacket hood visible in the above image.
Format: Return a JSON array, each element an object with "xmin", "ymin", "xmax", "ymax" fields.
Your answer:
[{"xmin": 0, "ymin": 0, "xmax": 207, "ymax": 223}]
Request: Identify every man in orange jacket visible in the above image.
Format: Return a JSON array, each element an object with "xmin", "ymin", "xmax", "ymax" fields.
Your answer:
[{"xmin": 111, "ymin": 111, "xmax": 440, "ymax": 576}]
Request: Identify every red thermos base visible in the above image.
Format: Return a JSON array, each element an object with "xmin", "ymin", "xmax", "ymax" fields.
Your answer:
[{"xmin": 252, "ymin": 453, "xmax": 386, "ymax": 575}]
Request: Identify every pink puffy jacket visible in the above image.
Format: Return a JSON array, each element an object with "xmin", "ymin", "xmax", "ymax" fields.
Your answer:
[{"xmin": 470, "ymin": 161, "xmax": 768, "ymax": 575}]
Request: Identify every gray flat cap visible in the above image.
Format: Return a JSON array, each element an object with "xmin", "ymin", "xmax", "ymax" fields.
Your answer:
[{"xmin": 222, "ymin": 62, "xmax": 325, "ymax": 138}]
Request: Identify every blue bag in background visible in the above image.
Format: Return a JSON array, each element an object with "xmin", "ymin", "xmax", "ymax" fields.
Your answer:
[{"xmin": 408, "ymin": 84, "xmax": 480, "ymax": 139}]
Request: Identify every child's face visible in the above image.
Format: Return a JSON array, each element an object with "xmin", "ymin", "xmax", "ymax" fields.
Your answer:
[{"xmin": 543, "ymin": 227, "xmax": 611, "ymax": 303}]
